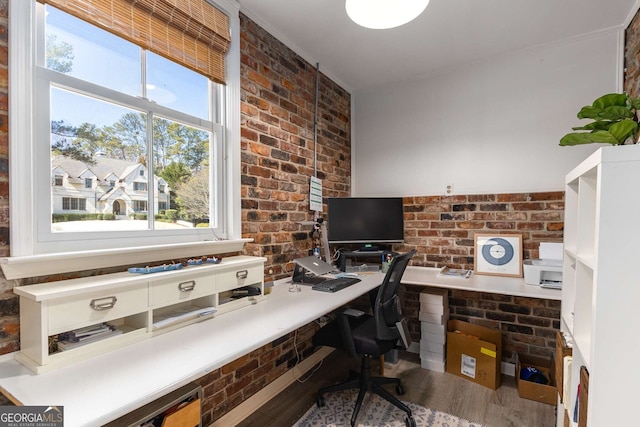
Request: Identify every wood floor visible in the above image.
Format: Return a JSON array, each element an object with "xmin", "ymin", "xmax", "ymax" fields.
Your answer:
[{"xmin": 237, "ymin": 351, "xmax": 557, "ymax": 427}]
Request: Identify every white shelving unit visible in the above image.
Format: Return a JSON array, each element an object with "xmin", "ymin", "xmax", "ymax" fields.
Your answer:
[
  {"xmin": 14, "ymin": 255, "xmax": 265, "ymax": 374},
  {"xmin": 559, "ymin": 145, "xmax": 640, "ymax": 426}
]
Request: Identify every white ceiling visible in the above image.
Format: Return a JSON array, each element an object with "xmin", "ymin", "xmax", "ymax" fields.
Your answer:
[{"xmin": 239, "ymin": 0, "xmax": 638, "ymax": 92}]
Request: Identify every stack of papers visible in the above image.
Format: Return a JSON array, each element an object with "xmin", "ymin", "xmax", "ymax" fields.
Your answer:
[
  {"xmin": 153, "ymin": 306, "xmax": 217, "ymax": 330},
  {"xmin": 57, "ymin": 323, "xmax": 122, "ymax": 351},
  {"xmin": 437, "ymin": 266, "xmax": 472, "ymax": 279}
]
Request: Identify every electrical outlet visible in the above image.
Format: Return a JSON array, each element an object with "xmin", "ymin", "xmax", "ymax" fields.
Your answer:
[
  {"xmin": 317, "ymin": 316, "xmax": 329, "ymax": 327},
  {"xmin": 445, "ymin": 184, "xmax": 453, "ymax": 195}
]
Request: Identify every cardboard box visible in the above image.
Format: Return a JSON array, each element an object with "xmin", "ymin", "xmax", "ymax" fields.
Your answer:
[
  {"xmin": 419, "ymin": 287, "xmax": 448, "ymax": 305},
  {"xmin": 421, "ymin": 356, "xmax": 446, "ymax": 373},
  {"xmin": 420, "ymin": 340, "xmax": 445, "ymax": 355},
  {"xmin": 420, "ymin": 349, "xmax": 445, "ymax": 363},
  {"xmin": 420, "ymin": 301, "xmax": 445, "ymax": 315},
  {"xmin": 422, "ymin": 331, "xmax": 446, "ymax": 345},
  {"xmin": 555, "ymin": 330, "xmax": 572, "ymax": 403},
  {"xmin": 421, "ymin": 321, "xmax": 446, "ymax": 336},
  {"xmin": 420, "ymin": 349, "xmax": 445, "ymax": 365},
  {"xmin": 516, "ymin": 353, "xmax": 557, "ymax": 405},
  {"xmin": 419, "ymin": 307, "xmax": 449, "ymax": 325},
  {"xmin": 446, "ymin": 320, "xmax": 502, "ymax": 390}
]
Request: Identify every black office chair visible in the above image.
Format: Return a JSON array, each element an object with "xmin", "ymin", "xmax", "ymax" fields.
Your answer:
[{"xmin": 312, "ymin": 249, "xmax": 417, "ymax": 427}]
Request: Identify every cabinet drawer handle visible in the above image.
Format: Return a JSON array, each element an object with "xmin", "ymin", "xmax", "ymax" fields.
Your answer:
[
  {"xmin": 90, "ymin": 296, "xmax": 117, "ymax": 311},
  {"xmin": 178, "ymin": 280, "xmax": 196, "ymax": 292},
  {"xmin": 236, "ymin": 270, "xmax": 248, "ymax": 279}
]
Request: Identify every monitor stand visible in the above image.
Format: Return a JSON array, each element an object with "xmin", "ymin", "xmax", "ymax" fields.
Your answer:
[{"xmin": 337, "ymin": 249, "xmax": 394, "ymax": 272}]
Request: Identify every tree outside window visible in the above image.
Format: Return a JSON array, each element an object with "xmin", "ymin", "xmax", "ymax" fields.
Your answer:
[{"xmin": 43, "ymin": 5, "xmax": 221, "ymax": 234}]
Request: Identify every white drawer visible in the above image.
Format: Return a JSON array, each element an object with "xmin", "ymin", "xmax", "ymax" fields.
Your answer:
[
  {"xmin": 218, "ymin": 265, "xmax": 262, "ymax": 292},
  {"xmin": 149, "ymin": 272, "xmax": 215, "ymax": 307},
  {"xmin": 48, "ymin": 283, "xmax": 148, "ymax": 334}
]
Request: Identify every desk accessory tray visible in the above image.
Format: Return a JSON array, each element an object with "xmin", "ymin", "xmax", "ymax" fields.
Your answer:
[{"xmin": 128, "ymin": 264, "xmax": 183, "ymax": 274}]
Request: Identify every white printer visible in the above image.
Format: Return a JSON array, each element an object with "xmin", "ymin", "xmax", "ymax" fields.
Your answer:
[{"xmin": 523, "ymin": 242, "xmax": 563, "ymax": 289}]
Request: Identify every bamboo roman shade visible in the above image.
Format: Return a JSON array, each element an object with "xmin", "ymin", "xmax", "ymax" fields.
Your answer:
[{"xmin": 39, "ymin": 0, "xmax": 231, "ymax": 84}]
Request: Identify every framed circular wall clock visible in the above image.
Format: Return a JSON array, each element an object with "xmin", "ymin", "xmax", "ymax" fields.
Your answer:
[{"xmin": 474, "ymin": 233, "xmax": 523, "ymax": 277}]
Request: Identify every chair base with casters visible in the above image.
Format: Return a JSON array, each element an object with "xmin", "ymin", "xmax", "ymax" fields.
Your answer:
[
  {"xmin": 312, "ymin": 249, "xmax": 418, "ymax": 427},
  {"xmin": 316, "ymin": 354, "xmax": 415, "ymax": 427}
]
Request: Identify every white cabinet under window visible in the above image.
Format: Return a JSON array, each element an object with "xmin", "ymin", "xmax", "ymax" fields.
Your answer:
[
  {"xmin": 559, "ymin": 145, "xmax": 640, "ymax": 426},
  {"xmin": 14, "ymin": 255, "xmax": 265, "ymax": 374}
]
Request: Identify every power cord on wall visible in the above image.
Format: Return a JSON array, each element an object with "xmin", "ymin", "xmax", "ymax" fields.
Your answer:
[
  {"xmin": 332, "ymin": 248, "xmax": 345, "ymax": 263},
  {"xmin": 292, "ymin": 327, "xmax": 326, "ymax": 383},
  {"xmin": 283, "ymin": 261, "xmax": 296, "ymax": 275}
]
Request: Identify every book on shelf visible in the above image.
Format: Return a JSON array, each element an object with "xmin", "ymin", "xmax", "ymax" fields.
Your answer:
[
  {"xmin": 437, "ymin": 266, "xmax": 472, "ymax": 279},
  {"xmin": 56, "ymin": 323, "xmax": 123, "ymax": 351},
  {"xmin": 64, "ymin": 323, "xmax": 114, "ymax": 340},
  {"xmin": 152, "ymin": 306, "xmax": 217, "ymax": 330}
]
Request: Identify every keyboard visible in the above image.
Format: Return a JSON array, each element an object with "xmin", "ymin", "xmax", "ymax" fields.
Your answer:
[{"xmin": 312, "ymin": 277, "xmax": 361, "ymax": 293}]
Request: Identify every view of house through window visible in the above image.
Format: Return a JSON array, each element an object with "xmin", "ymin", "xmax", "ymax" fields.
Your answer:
[{"xmin": 43, "ymin": 5, "xmax": 222, "ymax": 234}]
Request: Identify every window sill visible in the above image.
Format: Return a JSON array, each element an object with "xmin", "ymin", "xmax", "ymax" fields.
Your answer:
[{"xmin": 0, "ymin": 239, "xmax": 251, "ymax": 280}]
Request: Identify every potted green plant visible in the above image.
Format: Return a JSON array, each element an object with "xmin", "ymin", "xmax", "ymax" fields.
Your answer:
[{"xmin": 560, "ymin": 93, "xmax": 640, "ymax": 146}]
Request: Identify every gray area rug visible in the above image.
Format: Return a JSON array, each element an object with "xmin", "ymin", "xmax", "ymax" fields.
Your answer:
[{"xmin": 293, "ymin": 389, "xmax": 485, "ymax": 427}]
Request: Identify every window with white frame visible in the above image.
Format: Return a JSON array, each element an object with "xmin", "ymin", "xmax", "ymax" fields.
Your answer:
[
  {"xmin": 133, "ymin": 182, "xmax": 147, "ymax": 192},
  {"xmin": 62, "ymin": 197, "xmax": 86, "ymax": 211},
  {"xmin": 9, "ymin": 0, "xmax": 239, "ymax": 256},
  {"xmin": 133, "ymin": 200, "xmax": 148, "ymax": 212}
]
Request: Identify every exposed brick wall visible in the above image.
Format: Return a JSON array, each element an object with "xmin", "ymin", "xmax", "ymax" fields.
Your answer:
[
  {"xmin": 239, "ymin": 14, "xmax": 351, "ymax": 281},
  {"xmin": 0, "ymin": 6, "xmax": 353, "ymax": 419},
  {"xmin": 397, "ymin": 192, "xmax": 565, "ymax": 269},
  {"xmin": 401, "ymin": 285, "xmax": 560, "ymax": 363},
  {"xmin": 195, "ymin": 14, "xmax": 353, "ymax": 423},
  {"xmin": 449, "ymin": 290, "xmax": 560, "ymax": 361},
  {"xmin": 195, "ymin": 321, "xmax": 319, "ymax": 425},
  {"xmin": 395, "ymin": 192, "xmax": 564, "ymax": 364},
  {"xmin": 625, "ymin": 8, "xmax": 640, "ymax": 97},
  {"xmin": 3, "ymin": 1, "xmax": 635, "ymax": 422}
]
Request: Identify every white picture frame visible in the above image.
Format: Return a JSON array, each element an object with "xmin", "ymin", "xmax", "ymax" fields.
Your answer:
[{"xmin": 474, "ymin": 233, "xmax": 523, "ymax": 277}]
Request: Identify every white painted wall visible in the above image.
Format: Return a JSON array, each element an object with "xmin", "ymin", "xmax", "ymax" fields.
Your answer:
[{"xmin": 352, "ymin": 30, "xmax": 623, "ymax": 196}]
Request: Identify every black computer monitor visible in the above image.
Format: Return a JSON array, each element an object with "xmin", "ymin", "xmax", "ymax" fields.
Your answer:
[{"xmin": 327, "ymin": 197, "xmax": 404, "ymax": 247}]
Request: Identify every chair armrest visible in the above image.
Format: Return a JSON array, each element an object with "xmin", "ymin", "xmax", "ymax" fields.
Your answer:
[
  {"xmin": 343, "ymin": 308, "xmax": 365, "ymax": 317},
  {"xmin": 395, "ymin": 319, "xmax": 413, "ymax": 350},
  {"xmin": 337, "ymin": 309, "xmax": 359, "ymax": 358}
]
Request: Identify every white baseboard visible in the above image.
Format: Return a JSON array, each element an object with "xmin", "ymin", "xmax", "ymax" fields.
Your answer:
[{"xmin": 210, "ymin": 347, "xmax": 334, "ymax": 427}]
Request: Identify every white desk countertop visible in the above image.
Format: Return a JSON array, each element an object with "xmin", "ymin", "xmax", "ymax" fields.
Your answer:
[
  {"xmin": 0, "ymin": 274, "xmax": 382, "ymax": 427},
  {"xmin": 0, "ymin": 266, "xmax": 560, "ymax": 426},
  {"xmin": 402, "ymin": 266, "xmax": 562, "ymax": 300}
]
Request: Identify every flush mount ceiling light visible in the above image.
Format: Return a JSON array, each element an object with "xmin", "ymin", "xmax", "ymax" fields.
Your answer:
[{"xmin": 345, "ymin": 0, "xmax": 430, "ymax": 29}]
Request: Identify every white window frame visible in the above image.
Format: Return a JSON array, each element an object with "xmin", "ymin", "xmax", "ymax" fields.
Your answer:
[
  {"xmin": 133, "ymin": 182, "xmax": 147, "ymax": 192},
  {"xmin": 62, "ymin": 197, "xmax": 86, "ymax": 211},
  {"xmin": 5, "ymin": 0, "xmax": 243, "ymax": 276},
  {"xmin": 133, "ymin": 200, "xmax": 148, "ymax": 212}
]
